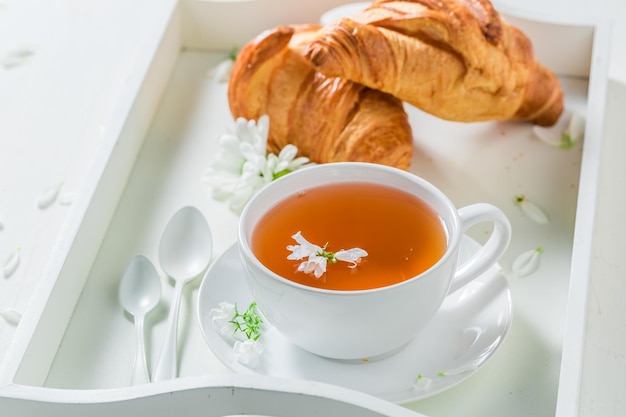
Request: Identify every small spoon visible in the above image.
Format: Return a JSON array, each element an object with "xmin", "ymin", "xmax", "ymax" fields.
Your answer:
[
  {"xmin": 119, "ymin": 255, "xmax": 161, "ymax": 385},
  {"xmin": 152, "ymin": 206, "xmax": 212, "ymax": 381}
]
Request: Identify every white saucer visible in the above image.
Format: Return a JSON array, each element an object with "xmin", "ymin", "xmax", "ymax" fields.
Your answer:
[{"xmin": 197, "ymin": 237, "xmax": 512, "ymax": 404}]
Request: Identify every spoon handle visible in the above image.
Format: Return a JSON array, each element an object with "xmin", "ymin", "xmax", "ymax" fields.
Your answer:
[
  {"xmin": 152, "ymin": 280, "xmax": 184, "ymax": 381},
  {"xmin": 130, "ymin": 315, "xmax": 150, "ymax": 385}
]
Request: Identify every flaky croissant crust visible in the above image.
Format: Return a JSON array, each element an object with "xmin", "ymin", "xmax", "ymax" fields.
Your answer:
[
  {"xmin": 228, "ymin": 24, "xmax": 413, "ymax": 169},
  {"xmin": 305, "ymin": 0, "xmax": 563, "ymax": 126}
]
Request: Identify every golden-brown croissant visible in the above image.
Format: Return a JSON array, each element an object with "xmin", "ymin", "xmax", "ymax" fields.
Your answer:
[
  {"xmin": 228, "ymin": 24, "xmax": 413, "ymax": 169},
  {"xmin": 304, "ymin": 0, "xmax": 563, "ymax": 126}
]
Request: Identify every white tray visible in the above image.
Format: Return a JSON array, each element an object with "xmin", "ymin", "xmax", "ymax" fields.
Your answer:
[{"xmin": 0, "ymin": 1, "xmax": 614, "ymax": 416}]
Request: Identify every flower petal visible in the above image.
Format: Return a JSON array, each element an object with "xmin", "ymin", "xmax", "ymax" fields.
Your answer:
[
  {"xmin": 233, "ymin": 339, "xmax": 265, "ymax": 368},
  {"xmin": 532, "ymin": 109, "xmax": 585, "ymax": 149},
  {"xmin": 568, "ymin": 112, "xmax": 585, "ymax": 142},
  {"xmin": 210, "ymin": 302, "xmax": 244, "ymax": 341},
  {"xmin": 257, "ymin": 115, "xmax": 270, "ymax": 144},
  {"xmin": 519, "ymin": 200, "xmax": 549, "ymax": 224},
  {"xmin": 512, "ymin": 247, "xmax": 543, "ymax": 277},
  {"xmin": 335, "ymin": 248, "xmax": 368, "ymax": 267},
  {"xmin": 297, "ymin": 256, "xmax": 328, "ymax": 278},
  {"xmin": 37, "ymin": 181, "xmax": 63, "ymax": 209},
  {"xmin": 290, "ymin": 231, "xmax": 323, "ymax": 254},
  {"xmin": 58, "ymin": 191, "xmax": 76, "ymax": 206},
  {"xmin": 288, "ymin": 156, "xmax": 311, "ymax": 170},
  {"xmin": 0, "ymin": 308, "xmax": 21, "ymax": 326},
  {"xmin": 3, "ymin": 247, "xmax": 20, "ymax": 278},
  {"xmin": 413, "ymin": 374, "xmax": 433, "ymax": 393},
  {"xmin": 278, "ymin": 144, "xmax": 298, "ymax": 162}
]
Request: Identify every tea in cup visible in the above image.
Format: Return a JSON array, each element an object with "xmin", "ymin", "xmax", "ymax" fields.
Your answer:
[{"xmin": 238, "ymin": 162, "xmax": 511, "ymax": 360}]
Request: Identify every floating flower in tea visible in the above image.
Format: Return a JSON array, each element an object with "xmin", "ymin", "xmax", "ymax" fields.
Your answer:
[{"xmin": 287, "ymin": 231, "xmax": 368, "ymax": 278}]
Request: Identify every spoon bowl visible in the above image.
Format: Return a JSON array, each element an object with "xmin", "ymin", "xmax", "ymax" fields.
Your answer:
[
  {"xmin": 152, "ymin": 206, "xmax": 212, "ymax": 381},
  {"xmin": 118, "ymin": 255, "xmax": 161, "ymax": 385}
]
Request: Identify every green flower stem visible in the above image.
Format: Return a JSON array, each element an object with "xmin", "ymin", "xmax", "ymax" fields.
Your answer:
[{"xmin": 230, "ymin": 301, "xmax": 263, "ymax": 340}]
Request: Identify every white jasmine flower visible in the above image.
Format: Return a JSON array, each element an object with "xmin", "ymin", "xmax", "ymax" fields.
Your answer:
[
  {"xmin": 212, "ymin": 301, "xmax": 265, "ymax": 366},
  {"xmin": 297, "ymin": 254, "xmax": 329, "ymax": 279},
  {"xmin": 268, "ymin": 145, "xmax": 310, "ymax": 179},
  {"xmin": 512, "ymin": 247, "xmax": 543, "ymax": 277},
  {"xmin": 514, "ymin": 195, "xmax": 549, "ymax": 224},
  {"xmin": 335, "ymin": 248, "xmax": 369, "ymax": 268},
  {"xmin": 533, "ymin": 110, "xmax": 585, "ymax": 149},
  {"xmin": 233, "ymin": 339, "xmax": 265, "ymax": 368},
  {"xmin": 287, "ymin": 231, "xmax": 368, "ymax": 278},
  {"xmin": 287, "ymin": 231, "xmax": 323, "ymax": 260},
  {"xmin": 210, "ymin": 301, "xmax": 242, "ymax": 340},
  {"xmin": 205, "ymin": 116, "xmax": 310, "ymax": 214}
]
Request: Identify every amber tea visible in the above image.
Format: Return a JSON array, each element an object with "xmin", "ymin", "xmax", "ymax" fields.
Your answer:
[{"xmin": 251, "ymin": 182, "xmax": 447, "ymax": 290}]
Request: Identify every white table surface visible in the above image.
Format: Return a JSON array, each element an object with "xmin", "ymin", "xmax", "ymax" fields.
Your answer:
[{"xmin": 0, "ymin": 0, "xmax": 624, "ymax": 416}]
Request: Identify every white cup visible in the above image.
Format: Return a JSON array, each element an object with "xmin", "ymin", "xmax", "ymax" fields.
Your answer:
[{"xmin": 238, "ymin": 162, "xmax": 511, "ymax": 360}]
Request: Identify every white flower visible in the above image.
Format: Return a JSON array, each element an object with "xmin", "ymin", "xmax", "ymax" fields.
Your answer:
[
  {"xmin": 210, "ymin": 301, "xmax": 242, "ymax": 340},
  {"xmin": 297, "ymin": 254, "xmax": 329, "ymax": 279},
  {"xmin": 233, "ymin": 339, "xmax": 265, "ymax": 368},
  {"xmin": 533, "ymin": 110, "xmax": 585, "ymax": 149},
  {"xmin": 287, "ymin": 231, "xmax": 323, "ymax": 260},
  {"xmin": 212, "ymin": 301, "xmax": 265, "ymax": 366},
  {"xmin": 514, "ymin": 195, "xmax": 549, "ymax": 224},
  {"xmin": 204, "ymin": 116, "xmax": 310, "ymax": 214},
  {"xmin": 287, "ymin": 231, "xmax": 368, "ymax": 278},
  {"xmin": 211, "ymin": 116, "xmax": 269, "ymax": 176},
  {"xmin": 512, "ymin": 247, "xmax": 543, "ymax": 277},
  {"xmin": 335, "ymin": 248, "xmax": 369, "ymax": 268},
  {"xmin": 267, "ymin": 145, "xmax": 311, "ymax": 179}
]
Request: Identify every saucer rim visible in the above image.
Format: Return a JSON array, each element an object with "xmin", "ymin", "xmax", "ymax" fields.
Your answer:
[{"xmin": 196, "ymin": 237, "xmax": 512, "ymax": 404}]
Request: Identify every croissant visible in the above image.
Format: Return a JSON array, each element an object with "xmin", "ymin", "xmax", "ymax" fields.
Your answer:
[
  {"xmin": 228, "ymin": 24, "xmax": 413, "ymax": 169},
  {"xmin": 304, "ymin": 0, "xmax": 563, "ymax": 126}
]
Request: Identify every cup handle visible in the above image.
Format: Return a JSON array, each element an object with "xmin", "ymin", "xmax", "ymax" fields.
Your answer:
[{"xmin": 449, "ymin": 203, "xmax": 511, "ymax": 294}]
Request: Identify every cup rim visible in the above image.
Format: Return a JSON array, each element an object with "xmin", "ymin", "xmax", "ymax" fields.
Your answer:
[{"xmin": 238, "ymin": 162, "xmax": 462, "ymax": 295}]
